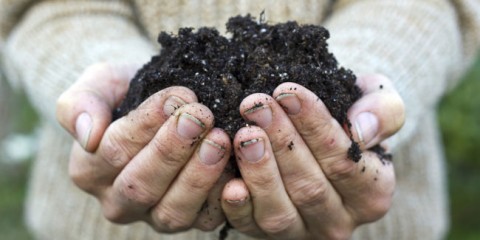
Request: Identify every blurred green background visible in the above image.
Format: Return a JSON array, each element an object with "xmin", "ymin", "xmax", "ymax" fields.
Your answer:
[
  {"xmin": 438, "ymin": 56, "xmax": 480, "ymax": 240},
  {"xmin": 0, "ymin": 57, "xmax": 479, "ymax": 240}
]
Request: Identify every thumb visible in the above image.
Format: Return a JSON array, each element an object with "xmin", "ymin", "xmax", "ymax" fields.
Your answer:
[
  {"xmin": 56, "ymin": 62, "xmax": 140, "ymax": 152},
  {"xmin": 348, "ymin": 74, "xmax": 405, "ymax": 149}
]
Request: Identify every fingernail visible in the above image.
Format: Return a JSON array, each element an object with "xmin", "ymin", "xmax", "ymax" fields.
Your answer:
[
  {"xmin": 275, "ymin": 93, "xmax": 301, "ymax": 115},
  {"xmin": 76, "ymin": 112, "xmax": 92, "ymax": 149},
  {"xmin": 198, "ymin": 139, "xmax": 225, "ymax": 165},
  {"xmin": 244, "ymin": 103, "xmax": 272, "ymax": 128},
  {"xmin": 164, "ymin": 96, "xmax": 186, "ymax": 116},
  {"xmin": 354, "ymin": 112, "xmax": 379, "ymax": 145},
  {"xmin": 177, "ymin": 112, "xmax": 205, "ymax": 139},
  {"xmin": 226, "ymin": 198, "xmax": 247, "ymax": 207},
  {"xmin": 240, "ymin": 138, "xmax": 264, "ymax": 163}
]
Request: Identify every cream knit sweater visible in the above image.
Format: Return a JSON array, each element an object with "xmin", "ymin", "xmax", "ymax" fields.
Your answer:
[{"xmin": 1, "ymin": 0, "xmax": 479, "ymax": 239}]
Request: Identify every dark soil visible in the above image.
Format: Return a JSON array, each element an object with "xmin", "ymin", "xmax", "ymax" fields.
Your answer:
[
  {"xmin": 112, "ymin": 14, "xmax": 392, "ymax": 239},
  {"xmin": 113, "ymin": 14, "xmax": 364, "ymax": 160}
]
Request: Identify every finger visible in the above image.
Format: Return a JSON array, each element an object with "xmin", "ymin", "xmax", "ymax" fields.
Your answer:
[
  {"xmin": 193, "ymin": 167, "xmax": 233, "ymax": 231},
  {"xmin": 273, "ymin": 83, "xmax": 395, "ymax": 226},
  {"xmin": 150, "ymin": 128, "xmax": 231, "ymax": 232},
  {"xmin": 96, "ymin": 86, "xmax": 196, "ymax": 176},
  {"xmin": 272, "ymin": 82, "xmax": 366, "ymax": 185},
  {"xmin": 104, "ymin": 103, "xmax": 214, "ymax": 223},
  {"xmin": 222, "ymin": 179, "xmax": 264, "ymax": 238},
  {"xmin": 341, "ymin": 150, "xmax": 395, "ymax": 224},
  {"xmin": 70, "ymin": 87, "xmax": 197, "ymax": 193},
  {"xmin": 348, "ymin": 74, "xmax": 405, "ymax": 148},
  {"xmin": 56, "ymin": 62, "xmax": 140, "ymax": 151},
  {"xmin": 273, "ymin": 82, "xmax": 352, "ymax": 161},
  {"xmin": 240, "ymin": 93, "xmax": 352, "ymax": 237},
  {"xmin": 234, "ymin": 126, "xmax": 306, "ymax": 239}
]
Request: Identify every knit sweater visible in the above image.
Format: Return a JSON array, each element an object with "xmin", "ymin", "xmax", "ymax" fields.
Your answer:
[{"xmin": 1, "ymin": 0, "xmax": 479, "ymax": 239}]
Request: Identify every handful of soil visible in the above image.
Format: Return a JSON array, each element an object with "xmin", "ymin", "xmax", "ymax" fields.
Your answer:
[{"xmin": 113, "ymin": 15, "xmax": 362, "ymax": 161}]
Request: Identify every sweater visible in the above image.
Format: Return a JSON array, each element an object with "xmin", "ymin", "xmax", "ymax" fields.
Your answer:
[{"xmin": 1, "ymin": 0, "xmax": 479, "ymax": 239}]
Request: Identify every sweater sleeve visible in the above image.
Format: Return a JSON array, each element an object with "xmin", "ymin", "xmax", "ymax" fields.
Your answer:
[
  {"xmin": 1, "ymin": 0, "xmax": 156, "ymax": 126},
  {"xmin": 323, "ymin": 0, "xmax": 478, "ymax": 150},
  {"xmin": 451, "ymin": 0, "xmax": 480, "ymax": 74}
]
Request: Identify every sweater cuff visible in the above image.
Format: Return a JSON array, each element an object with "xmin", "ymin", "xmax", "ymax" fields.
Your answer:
[{"xmin": 2, "ymin": 1, "xmax": 156, "ymax": 126}]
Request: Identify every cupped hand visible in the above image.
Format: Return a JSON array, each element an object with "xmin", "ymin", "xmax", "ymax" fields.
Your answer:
[
  {"xmin": 56, "ymin": 63, "xmax": 232, "ymax": 232},
  {"xmin": 221, "ymin": 74, "xmax": 405, "ymax": 239}
]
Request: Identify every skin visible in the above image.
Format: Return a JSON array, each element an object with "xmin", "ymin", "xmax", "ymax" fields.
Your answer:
[
  {"xmin": 223, "ymin": 75, "xmax": 404, "ymax": 239},
  {"xmin": 57, "ymin": 63, "xmax": 405, "ymax": 238}
]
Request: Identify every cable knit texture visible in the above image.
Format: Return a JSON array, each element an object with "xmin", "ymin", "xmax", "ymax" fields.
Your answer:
[{"xmin": 0, "ymin": 0, "xmax": 479, "ymax": 239}]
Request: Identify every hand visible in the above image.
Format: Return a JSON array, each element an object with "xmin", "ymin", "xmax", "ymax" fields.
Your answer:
[
  {"xmin": 221, "ymin": 74, "xmax": 405, "ymax": 239},
  {"xmin": 56, "ymin": 63, "xmax": 232, "ymax": 232}
]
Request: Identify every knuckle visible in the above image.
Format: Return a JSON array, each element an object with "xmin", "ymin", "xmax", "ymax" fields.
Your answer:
[
  {"xmin": 69, "ymin": 170, "xmax": 92, "ymax": 194},
  {"xmin": 322, "ymin": 227, "xmax": 352, "ymax": 240},
  {"xmin": 258, "ymin": 211, "xmax": 297, "ymax": 235},
  {"xmin": 321, "ymin": 125, "xmax": 348, "ymax": 152},
  {"xmin": 56, "ymin": 92, "xmax": 76, "ymax": 129},
  {"xmin": 289, "ymin": 176, "xmax": 329, "ymax": 208},
  {"xmin": 271, "ymin": 128, "xmax": 296, "ymax": 153},
  {"xmin": 390, "ymin": 96, "xmax": 406, "ymax": 130},
  {"xmin": 80, "ymin": 63, "xmax": 112, "ymax": 84},
  {"xmin": 142, "ymin": 112, "xmax": 164, "ymax": 129},
  {"xmin": 181, "ymin": 171, "xmax": 211, "ymax": 194},
  {"xmin": 302, "ymin": 119, "xmax": 349, "ymax": 156},
  {"xmin": 300, "ymin": 116, "xmax": 329, "ymax": 139},
  {"xmin": 137, "ymin": 92, "xmax": 166, "ymax": 114},
  {"xmin": 323, "ymin": 157, "xmax": 356, "ymax": 182},
  {"xmin": 376, "ymin": 88, "xmax": 405, "ymax": 139},
  {"xmin": 359, "ymin": 196, "xmax": 392, "ymax": 223},
  {"xmin": 228, "ymin": 215, "xmax": 251, "ymax": 231},
  {"xmin": 227, "ymin": 215, "xmax": 261, "ymax": 235},
  {"xmin": 224, "ymin": 204, "xmax": 253, "ymax": 231},
  {"xmin": 68, "ymin": 146, "xmax": 97, "ymax": 194},
  {"xmin": 56, "ymin": 92, "xmax": 70, "ymax": 113},
  {"xmin": 68, "ymin": 164, "xmax": 91, "ymax": 192},
  {"xmin": 84, "ymin": 62, "xmax": 122, "ymax": 88},
  {"xmin": 154, "ymin": 207, "xmax": 192, "ymax": 232},
  {"xmin": 151, "ymin": 137, "xmax": 186, "ymax": 168},
  {"xmin": 347, "ymin": 170, "xmax": 394, "ymax": 224},
  {"xmin": 247, "ymin": 170, "xmax": 277, "ymax": 191},
  {"xmin": 116, "ymin": 176, "xmax": 158, "ymax": 207},
  {"xmin": 226, "ymin": 208, "xmax": 249, "ymax": 224},
  {"xmin": 100, "ymin": 131, "xmax": 130, "ymax": 168},
  {"xmin": 369, "ymin": 202, "xmax": 390, "ymax": 221},
  {"xmin": 102, "ymin": 203, "xmax": 132, "ymax": 224}
]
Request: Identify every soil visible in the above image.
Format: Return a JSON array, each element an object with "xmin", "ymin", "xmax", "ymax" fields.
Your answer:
[
  {"xmin": 113, "ymin": 14, "xmax": 364, "ymax": 160},
  {"xmin": 112, "ymin": 14, "xmax": 391, "ymax": 239}
]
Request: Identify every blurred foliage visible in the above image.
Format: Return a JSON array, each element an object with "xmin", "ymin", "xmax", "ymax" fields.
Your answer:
[
  {"xmin": 439, "ymin": 61, "xmax": 480, "ymax": 167},
  {"xmin": 439, "ymin": 57, "xmax": 480, "ymax": 240},
  {"xmin": 11, "ymin": 93, "xmax": 39, "ymax": 134},
  {"xmin": 0, "ymin": 87, "xmax": 36, "ymax": 240},
  {"xmin": 0, "ymin": 162, "xmax": 32, "ymax": 240}
]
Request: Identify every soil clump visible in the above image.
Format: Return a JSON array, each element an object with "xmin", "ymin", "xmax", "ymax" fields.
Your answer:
[{"xmin": 113, "ymin": 15, "xmax": 365, "ymax": 161}]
